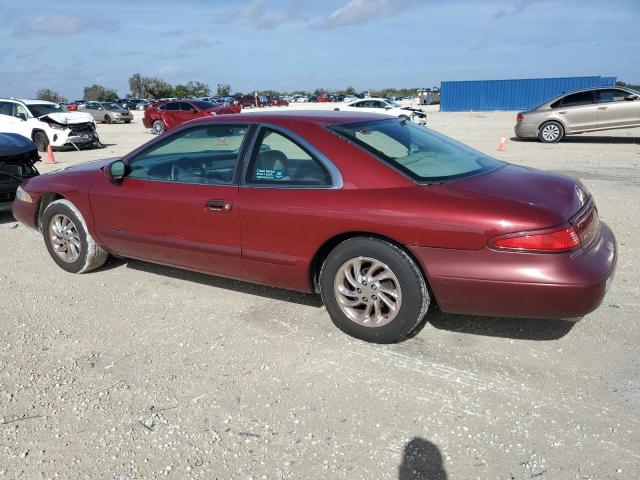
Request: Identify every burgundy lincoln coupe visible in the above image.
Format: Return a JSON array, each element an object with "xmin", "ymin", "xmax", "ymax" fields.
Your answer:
[{"xmin": 12, "ymin": 111, "xmax": 616, "ymax": 343}]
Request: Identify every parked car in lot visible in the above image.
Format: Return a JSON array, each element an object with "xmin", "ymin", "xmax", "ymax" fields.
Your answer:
[
  {"xmin": 0, "ymin": 98, "xmax": 102, "ymax": 151},
  {"xmin": 0, "ymin": 133, "xmax": 39, "ymax": 211},
  {"xmin": 335, "ymin": 97, "xmax": 427, "ymax": 124},
  {"xmin": 270, "ymin": 97, "xmax": 289, "ymax": 107},
  {"xmin": 515, "ymin": 86, "xmax": 640, "ymax": 143},
  {"xmin": 142, "ymin": 99, "xmax": 241, "ymax": 134},
  {"xmin": 12, "ymin": 111, "xmax": 616, "ymax": 343},
  {"xmin": 60, "ymin": 102, "xmax": 78, "ymax": 111},
  {"xmin": 83, "ymin": 101, "xmax": 133, "ymax": 124}
]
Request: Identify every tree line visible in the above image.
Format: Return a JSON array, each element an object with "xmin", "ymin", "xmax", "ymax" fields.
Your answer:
[{"xmin": 35, "ymin": 72, "xmax": 434, "ymax": 103}]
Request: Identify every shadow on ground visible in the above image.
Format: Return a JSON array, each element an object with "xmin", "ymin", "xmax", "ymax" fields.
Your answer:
[
  {"xmin": 511, "ymin": 135, "xmax": 640, "ymax": 144},
  {"xmin": 0, "ymin": 211, "xmax": 16, "ymax": 225},
  {"xmin": 100, "ymin": 257, "xmax": 577, "ymax": 340},
  {"xmin": 398, "ymin": 437, "xmax": 447, "ymax": 480},
  {"xmin": 429, "ymin": 310, "xmax": 575, "ymax": 340}
]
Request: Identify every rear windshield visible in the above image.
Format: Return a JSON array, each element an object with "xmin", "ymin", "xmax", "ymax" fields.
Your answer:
[{"xmin": 329, "ymin": 119, "xmax": 504, "ymax": 182}]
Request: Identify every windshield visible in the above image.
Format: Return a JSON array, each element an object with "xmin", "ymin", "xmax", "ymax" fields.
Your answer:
[
  {"xmin": 103, "ymin": 103, "xmax": 121, "ymax": 110},
  {"xmin": 27, "ymin": 103, "xmax": 68, "ymax": 117},
  {"xmin": 329, "ymin": 119, "xmax": 504, "ymax": 182}
]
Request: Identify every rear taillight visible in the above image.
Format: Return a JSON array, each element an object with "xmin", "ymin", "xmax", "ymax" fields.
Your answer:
[
  {"xmin": 516, "ymin": 113, "xmax": 524, "ymax": 122},
  {"xmin": 490, "ymin": 226, "xmax": 580, "ymax": 252}
]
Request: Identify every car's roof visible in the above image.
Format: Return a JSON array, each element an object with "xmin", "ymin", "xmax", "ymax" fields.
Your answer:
[
  {"xmin": 18, "ymin": 99, "xmax": 58, "ymax": 105},
  {"xmin": 185, "ymin": 110, "xmax": 394, "ymax": 127}
]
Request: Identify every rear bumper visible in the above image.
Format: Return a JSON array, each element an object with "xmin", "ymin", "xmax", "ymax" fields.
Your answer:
[
  {"xmin": 514, "ymin": 122, "xmax": 538, "ymax": 138},
  {"xmin": 410, "ymin": 222, "xmax": 617, "ymax": 319},
  {"xmin": 142, "ymin": 117, "xmax": 152, "ymax": 128}
]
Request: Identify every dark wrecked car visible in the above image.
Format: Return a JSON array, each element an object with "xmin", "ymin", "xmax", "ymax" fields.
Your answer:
[
  {"xmin": 0, "ymin": 133, "xmax": 40, "ymax": 211},
  {"xmin": 0, "ymin": 98, "xmax": 103, "ymax": 152}
]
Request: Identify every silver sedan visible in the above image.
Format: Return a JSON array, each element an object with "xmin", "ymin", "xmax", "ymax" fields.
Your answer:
[
  {"xmin": 82, "ymin": 102, "xmax": 133, "ymax": 124},
  {"xmin": 515, "ymin": 87, "xmax": 640, "ymax": 143}
]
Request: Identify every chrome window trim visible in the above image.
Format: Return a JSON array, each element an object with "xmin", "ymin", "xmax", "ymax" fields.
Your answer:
[{"xmin": 240, "ymin": 123, "xmax": 344, "ymax": 190}]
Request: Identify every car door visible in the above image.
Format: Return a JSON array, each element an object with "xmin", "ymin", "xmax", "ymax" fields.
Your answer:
[
  {"xmin": 595, "ymin": 89, "xmax": 640, "ymax": 129},
  {"xmin": 0, "ymin": 101, "xmax": 31, "ymax": 139},
  {"xmin": 90, "ymin": 123, "xmax": 251, "ymax": 278},
  {"xmin": 552, "ymin": 91, "xmax": 598, "ymax": 132},
  {"xmin": 158, "ymin": 102, "xmax": 181, "ymax": 129},
  {"xmin": 237, "ymin": 125, "xmax": 341, "ymax": 291}
]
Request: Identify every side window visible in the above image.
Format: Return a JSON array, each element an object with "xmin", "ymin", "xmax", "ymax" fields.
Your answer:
[
  {"xmin": 353, "ymin": 101, "xmax": 365, "ymax": 108},
  {"xmin": 163, "ymin": 102, "xmax": 180, "ymax": 111},
  {"xmin": 127, "ymin": 124, "xmax": 248, "ymax": 185},
  {"xmin": 560, "ymin": 91, "xmax": 594, "ymax": 107},
  {"xmin": 180, "ymin": 102, "xmax": 194, "ymax": 111},
  {"xmin": 15, "ymin": 104, "xmax": 29, "ymax": 119},
  {"xmin": 0, "ymin": 102, "xmax": 13, "ymax": 116},
  {"xmin": 596, "ymin": 89, "xmax": 629, "ymax": 103},
  {"xmin": 246, "ymin": 128, "xmax": 331, "ymax": 186}
]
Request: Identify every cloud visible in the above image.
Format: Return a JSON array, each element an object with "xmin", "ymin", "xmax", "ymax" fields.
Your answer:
[
  {"xmin": 311, "ymin": 0, "xmax": 409, "ymax": 30},
  {"xmin": 493, "ymin": 0, "xmax": 539, "ymax": 19},
  {"xmin": 216, "ymin": 0, "xmax": 304, "ymax": 30},
  {"xmin": 26, "ymin": 15, "xmax": 84, "ymax": 35},
  {"xmin": 176, "ymin": 39, "xmax": 220, "ymax": 50}
]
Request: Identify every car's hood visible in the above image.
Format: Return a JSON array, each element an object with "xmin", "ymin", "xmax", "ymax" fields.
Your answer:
[
  {"xmin": 108, "ymin": 108, "xmax": 129, "ymax": 113},
  {"xmin": 39, "ymin": 111, "xmax": 94, "ymax": 124},
  {"xmin": 60, "ymin": 157, "xmax": 117, "ymax": 173},
  {"xmin": 0, "ymin": 133, "xmax": 37, "ymax": 156},
  {"xmin": 450, "ymin": 164, "xmax": 589, "ymax": 221}
]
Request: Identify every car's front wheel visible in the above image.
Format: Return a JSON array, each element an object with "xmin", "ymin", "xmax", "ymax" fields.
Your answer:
[
  {"xmin": 33, "ymin": 131, "xmax": 49, "ymax": 152},
  {"xmin": 42, "ymin": 199, "xmax": 108, "ymax": 274},
  {"xmin": 152, "ymin": 119, "xmax": 166, "ymax": 134},
  {"xmin": 319, "ymin": 237, "xmax": 430, "ymax": 343},
  {"xmin": 538, "ymin": 121, "xmax": 564, "ymax": 143}
]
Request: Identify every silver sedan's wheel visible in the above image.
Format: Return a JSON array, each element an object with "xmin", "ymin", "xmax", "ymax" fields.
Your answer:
[
  {"xmin": 49, "ymin": 214, "xmax": 81, "ymax": 263},
  {"xmin": 152, "ymin": 120, "xmax": 165, "ymax": 134},
  {"xmin": 539, "ymin": 121, "xmax": 564, "ymax": 143},
  {"xmin": 334, "ymin": 256, "xmax": 402, "ymax": 327}
]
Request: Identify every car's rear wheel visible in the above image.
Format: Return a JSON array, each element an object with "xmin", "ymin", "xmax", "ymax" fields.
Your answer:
[
  {"xmin": 33, "ymin": 131, "xmax": 49, "ymax": 152},
  {"xmin": 152, "ymin": 119, "xmax": 166, "ymax": 134},
  {"xmin": 104, "ymin": 115, "xmax": 112, "ymax": 124},
  {"xmin": 319, "ymin": 237, "xmax": 430, "ymax": 343},
  {"xmin": 538, "ymin": 121, "xmax": 564, "ymax": 143},
  {"xmin": 42, "ymin": 199, "xmax": 108, "ymax": 274}
]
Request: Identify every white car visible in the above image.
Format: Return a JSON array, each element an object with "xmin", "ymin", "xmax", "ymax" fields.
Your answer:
[
  {"xmin": 0, "ymin": 98, "xmax": 102, "ymax": 151},
  {"xmin": 334, "ymin": 97, "xmax": 427, "ymax": 124}
]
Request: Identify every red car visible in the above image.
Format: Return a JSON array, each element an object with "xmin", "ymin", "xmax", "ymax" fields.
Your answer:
[
  {"xmin": 143, "ymin": 100, "xmax": 241, "ymax": 134},
  {"xmin": 316, "ymin": 95, "xmax": 331, "ymax": 102},
  {"xmin": 12, "ymin": 112, "xmax": 616, "ymax": 343},
  {"xmin": 270, "ymin": 97, "xmax": 290, "ymax": 107}
]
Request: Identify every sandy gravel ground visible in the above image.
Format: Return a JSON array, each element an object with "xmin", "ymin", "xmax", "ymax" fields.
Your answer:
[{"xmin": 1, "ymin": 105, "xmax": 639, "ymax": 479}]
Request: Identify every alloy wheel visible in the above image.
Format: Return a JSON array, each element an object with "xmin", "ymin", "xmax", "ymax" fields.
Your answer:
[
  {"xmin": 333, "ymin": 256, "xmax": 402, "ymax": 328},
  {"xmin": 541, "ymin": 123, "xmax": 561, "ymax": 142},
  {"xmin": 48, "ymin": 214, "xmax": 81, "ymax": 263}
]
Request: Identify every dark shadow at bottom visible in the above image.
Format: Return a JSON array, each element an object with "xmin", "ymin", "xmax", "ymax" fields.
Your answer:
[{"xmin": 398, "ymin": 437, "xmax": 447, "ymax": 480}]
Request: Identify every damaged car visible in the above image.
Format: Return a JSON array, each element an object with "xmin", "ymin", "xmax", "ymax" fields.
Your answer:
[
  {"xmin": 0, "ymin": 133, "xmax": 39, "ymax": 212},
  {"xmin": 334, "ymin": 98, "xmax": 427, "ymax": 125},
  {"xmin": 0, "ymin": 98, "xmax": 103, "ymax": 152}
]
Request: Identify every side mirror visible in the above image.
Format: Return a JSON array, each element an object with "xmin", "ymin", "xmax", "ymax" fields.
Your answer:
[
  {"xmin": 104, "ymin": 160, "xmax": 127, "ymax": 182},
  {"xmin": 625, "ymin": 94, "xmax": 638, "ymax": 101},
  {"xmin": 16, "ymin": 113, "xmax": 27, "ymax": 121}
]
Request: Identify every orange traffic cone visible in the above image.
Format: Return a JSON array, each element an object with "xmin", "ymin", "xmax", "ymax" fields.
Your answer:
[
  {"xmin": 498, "ymin": 137, "xmax": 507, "ymax": 152},
  {"xmin": 45, "ymin": 144, "xmax": 58, "ymax": 164}
]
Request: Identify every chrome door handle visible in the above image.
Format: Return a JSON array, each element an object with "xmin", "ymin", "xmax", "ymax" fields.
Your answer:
[
  {"xmin": 207, "ymin": 199, "xmax": 232, "ymax": 212},
  {"xmin": 598, "ymin": 106, "xmax": 608, "ymax": 110},
  {"xmin": 558, "ymin": 111, "xmax": 567, "ymax": 114}
]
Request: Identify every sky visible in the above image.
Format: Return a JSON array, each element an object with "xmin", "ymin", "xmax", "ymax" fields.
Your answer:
[{"xmin": 0, "ymin": 0, "xmax": 639, "ymax": 99}]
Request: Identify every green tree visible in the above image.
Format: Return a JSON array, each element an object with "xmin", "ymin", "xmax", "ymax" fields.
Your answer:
[
  {"xmin": 313, "ymin": 87, "xmax": 328, "ymax": 96},
  {"xmin": 216, "ymin": 83, "xmax": 232, "ymax": 96},
  {"xmin": 129, "ymin": 73, "xmax": 143, "ymax": 98},
  {"xmin": 141, "ymin": 77, "xmax": 174, "ymax": 99},
  {"xmin": 344, "ymin": 86, "xmax": 356, "ymax": 96},
  {"xmin": 186, "ymin": 81, "xmax": 211, "ymax": 97},
  {"xmin": 36, "ymin": 88, "xmax": 66, "ymax": 103},
  {"xmin": 83, "ymin": 84, "xmax": 118, "ymax": 101}
]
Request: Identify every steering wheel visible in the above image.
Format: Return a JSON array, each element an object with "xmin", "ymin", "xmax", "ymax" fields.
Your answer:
[{"xmin": 170, "ymin": 157, "xmax": 205, "ymax": 181}]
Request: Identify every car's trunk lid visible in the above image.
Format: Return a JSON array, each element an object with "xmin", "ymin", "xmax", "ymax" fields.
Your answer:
[{"xmin": 449, "ymin": 164, "xmax": 589, "ymax": 221}]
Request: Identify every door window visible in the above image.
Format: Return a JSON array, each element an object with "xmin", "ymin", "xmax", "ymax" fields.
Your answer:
[
  {"xmin": 127, "ymin": 124, "xmax": 248, "ymax": 185},
  {"xmin": 0, "ymin": 102, "xmax": 13, "ymax": 116},
  {"xmin": 161, "ymin": 102, "xmax": 180, "ymax": 111},
  {"xmin": 15, "ymin": 104, "xmax": 29, "ymax": 118},
  {"xmin": 596, "ymin": 89, "xmax": 629, "ymax": 103},
  {"xmin": 559, "ymin": 91, "xmax": 594, "ymax": 107},
  {"xmin": 180, "ymin": 102, "xmax": 195, "ymax": 111},
  {"xmin": 246, "ymin": 128, "xmax": 331, "ymax": 186}
]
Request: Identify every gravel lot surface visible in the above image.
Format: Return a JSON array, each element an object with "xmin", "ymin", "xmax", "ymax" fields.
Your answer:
[{"xmin": 1, "ymin": 106, "xmax": 639, "ymax": 479}]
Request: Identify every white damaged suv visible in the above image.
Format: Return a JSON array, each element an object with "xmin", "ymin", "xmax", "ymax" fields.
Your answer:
[{"xmin": 0, "ymin": 98, "xmax": 103, "ymax": 151}]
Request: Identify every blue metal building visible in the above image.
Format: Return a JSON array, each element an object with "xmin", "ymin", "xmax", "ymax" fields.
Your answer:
[{"xmin": 440, "ymin": 76, "xmax": 617, "ymax": 112}]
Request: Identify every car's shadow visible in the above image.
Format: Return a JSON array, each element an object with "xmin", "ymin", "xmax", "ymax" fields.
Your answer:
[
  {"xmin": 104, "ymin": 257, "xmax": 576, "ymax": 340},
  {"xmin": 0, "ymin": 211, "xmax": 16, "ymax": 225},
  {"xmin": 511, "ymin": 135, "xmax": 640, "ymax": 144}
]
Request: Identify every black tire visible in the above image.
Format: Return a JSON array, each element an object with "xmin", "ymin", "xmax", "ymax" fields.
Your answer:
[
  {"xmin": 42, "ymin": 199, "xmax": 108, "ymax": 274},
  {"xmin": 152, "ymin": 119, "xmax": 165, "ymax": 134},
  {"xmin": 33, "ymin": 131, "xmax": 49, "ymax": 152},
  {"xmin": 104, "ymin": 115, "xmax": 112, "ymax": 124},
  {"xmin": 538, "ymin": 121, "xmax": 564, "ymax": 143},
  {"xmin": 319, "ymin": 237, "xmax": 430, "ymax": 343},
  {"xmin": 124, "ymin": 120, "xmax": 131, "ymax": 124}
]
